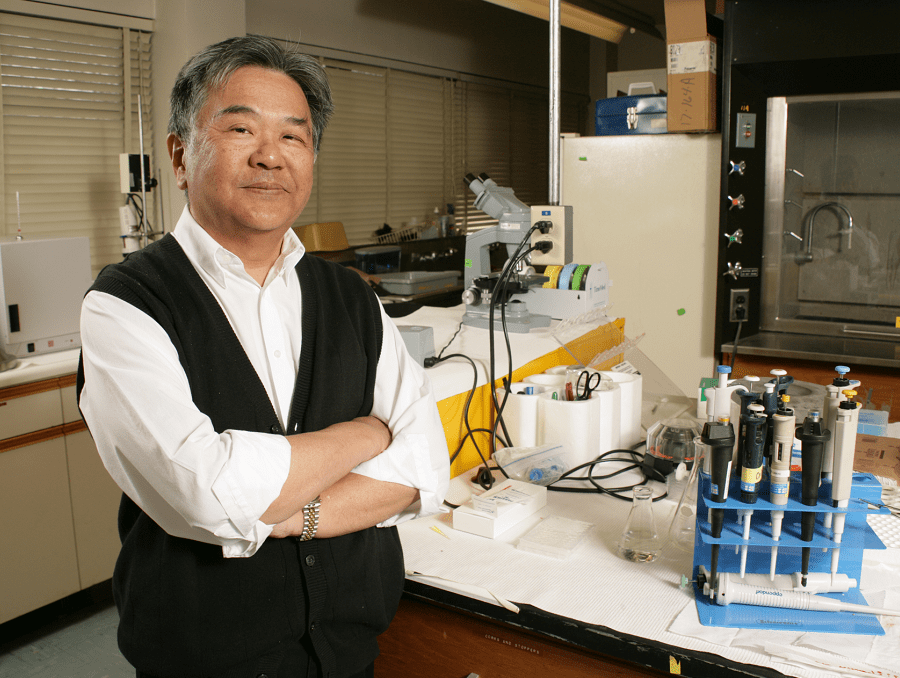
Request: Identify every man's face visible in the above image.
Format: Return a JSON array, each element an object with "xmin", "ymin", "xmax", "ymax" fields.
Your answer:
[{"xmin": 171, "ymin": 65, "xmax": 316, "ymax": 238}]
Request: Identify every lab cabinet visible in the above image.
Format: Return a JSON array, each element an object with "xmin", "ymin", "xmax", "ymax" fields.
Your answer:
[{"xmin": 0, "ymin": 374, "xmax": 121, "ymax": 624}]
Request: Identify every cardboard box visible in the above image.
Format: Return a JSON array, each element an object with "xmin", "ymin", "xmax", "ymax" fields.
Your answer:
[
  {"xmin": 664, "ymin": 0, "xmax": 717, "ymax": 133},
  {"xmin": 452, "ymin": 479, "xmax": 547, "ymax": 538}
]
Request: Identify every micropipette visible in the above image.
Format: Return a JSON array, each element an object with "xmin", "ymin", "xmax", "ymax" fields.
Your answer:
[
  {"xmin": 732, "ymin": 389, "xmax": 762, "ymax": 483},
  {"xmin": 738, "ymin": 403, "xmax": 766, "ymax": 577},
  {"xmin": 712, "ymin": 572, "xmax": 900, "ymax": 616},
  {"xmin": 701, "ymin": 419, "xmax": 735, "ymax": 589},
  {"xmin": 830, "ymin": 389, "xmax": 860, "ymax": 576},
  {"xmin": 796, "ymin": 411, "xmax": 831, "ymax": 588},
  {"xmin": 822, "ymin": 366, "xmax": 851, "ymax": 483},
  {"xmin": 763, "ymin": 369, "xmax": 792, "ymax": 467},
  {"xmin": 768, "ymin": 397, "xmax": 795, "ymax": 580},
  {"xmin": 705, "ymin": 364, "xmax": 746, "ymax": 424}
]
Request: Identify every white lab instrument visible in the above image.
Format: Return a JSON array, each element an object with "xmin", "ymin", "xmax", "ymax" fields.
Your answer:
[{"xmin": 0, "ymin": 237, "xmax": 92, "ymax": 365}]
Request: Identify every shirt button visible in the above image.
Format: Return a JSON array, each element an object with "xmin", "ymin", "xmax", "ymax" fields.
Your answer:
[
  {"xmin": 310, "ymin": 621, "xmax": 317, "ymax": 631},
  {"xmin": 274, "ymin": 350, "xmax": 281, "ymax": 358},
  {"xmin": 270, "ymin": 424, "xmax": 281, "ymax": 434},
  {"xmin": 305, "ymin": 555, "xmax": 316, "ymax": 567}
]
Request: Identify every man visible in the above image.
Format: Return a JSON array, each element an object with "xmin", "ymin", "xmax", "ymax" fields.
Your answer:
[{"xmin": 78, "ymin": 36, "xmax": 449, "ymax": 678}]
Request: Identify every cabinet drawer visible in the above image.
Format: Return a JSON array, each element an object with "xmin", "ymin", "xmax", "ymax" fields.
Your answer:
[{"xmin": 0, "ymin": 383, "xmax": 63, "ymax": 440}]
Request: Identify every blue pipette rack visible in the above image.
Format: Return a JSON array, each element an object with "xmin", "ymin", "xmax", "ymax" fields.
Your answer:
[{"xmin": 692, "ymin": 471, "xmax": 888, "ymax": 634}]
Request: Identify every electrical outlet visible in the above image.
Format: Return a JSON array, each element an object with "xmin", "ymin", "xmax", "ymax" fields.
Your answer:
[
  {"xmin": 529, "ymin": 205, "xmax": 573, "ymax": 266},
  {"xmin": 729, "ymin": 288, "xmax": 750, "ymax": 323}
]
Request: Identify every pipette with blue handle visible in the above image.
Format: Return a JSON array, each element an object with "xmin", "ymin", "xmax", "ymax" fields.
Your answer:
[
  {"xmin": 830, "ymin": 389, "xmax": 860, "ymax": 576},
  {"xmin": 796, "ymin": 411, "xmax": 831, "ymax": 588},
  {"xmin": 768, "ymin": 397, "xmax": 795, "ymax": 580},
  {"xmin": 737, "ymin": 403, "xmax": 766, "ymax": 577}
]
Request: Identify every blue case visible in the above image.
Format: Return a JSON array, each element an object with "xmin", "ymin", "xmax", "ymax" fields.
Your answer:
[{"xmin": 594, "ymin": 95, "xmax": 667, "ymax": 136}]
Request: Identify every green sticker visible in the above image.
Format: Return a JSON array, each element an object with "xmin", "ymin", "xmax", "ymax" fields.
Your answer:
[
  {"xmin": 464, "ymin": 258, "xmax": 472, "ymax": 268},
  {"xmin": 677, "ymin": 308, "xmax": 686, "ymax": 316}
]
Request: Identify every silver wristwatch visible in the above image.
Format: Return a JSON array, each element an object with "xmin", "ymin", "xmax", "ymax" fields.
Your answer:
[{"xmin": 299, "ymin": 496, "xmax": 321, "ymax": 541}]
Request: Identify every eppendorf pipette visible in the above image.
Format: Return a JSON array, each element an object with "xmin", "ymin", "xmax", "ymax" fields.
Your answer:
[
  {"xmin": 830, "ymin": 389, "xmax": 861, "ymax": 576},
  {"xmin": 822, "ymin": 366, "xmax": 852, "ymax": 475},
  {"xmin": 702, "ymin": 419, "xmax": 735, "ymax": 589},
  {"xmin": 737, "ymin": 403, "xmax": 767, "ymax": 577},
  {"xmin": 796, "ymin": 411, "xmax": 831, "ymax": 588},
  {"xmin": 711, "ymin": 572, "xmax": 900, "ymax": 616},
  {"xmin": 768, "ymin": 398, "xmax": 795, "ymax": 580}
]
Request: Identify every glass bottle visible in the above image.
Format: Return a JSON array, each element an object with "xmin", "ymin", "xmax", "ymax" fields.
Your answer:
[{"xmin": 617, "ymin": 486, "xmax": 660, "ymax": 563}]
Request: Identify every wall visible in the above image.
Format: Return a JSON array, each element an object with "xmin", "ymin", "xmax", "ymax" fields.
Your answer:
[
  {"xmin": 246, "ymin": 0, "xmax": 589, "ymax": 94},
  {"xmin": 151, "ymin": 0, "xmax": 246, "ymax": 225}
]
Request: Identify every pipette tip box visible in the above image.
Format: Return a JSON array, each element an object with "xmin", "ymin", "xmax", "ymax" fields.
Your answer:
[{"xmin": 453, "ymin": 480, "xmax": 546, "ymax": 539}]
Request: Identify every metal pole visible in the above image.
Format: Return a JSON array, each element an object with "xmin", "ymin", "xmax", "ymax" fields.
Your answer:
[{"xmin": 549, "ymin": 0, "xmax": 561, "ymax": 205}]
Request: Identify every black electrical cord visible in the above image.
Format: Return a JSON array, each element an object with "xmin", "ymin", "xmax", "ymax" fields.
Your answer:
[
  {"xmin": 486, "ymin": 231, "xmax": 541, "ymax": 463},
  {"xmin": 435, "ymin": 320, "xmax": 464, "ymax": 360},
  {"xmin": 426, "ymin": 352, "xmax": 509, "ymax": 491},
  {"xmin": 729, "ymin": 319, "xmax": 745, "ymax": 371},
  {"xmin": 490, "ymin": 244, "xmax": 543, "ymax": 462},
  {"xmin": 546, "ymin": 446, "xmax": 668, "ymax": 502}
]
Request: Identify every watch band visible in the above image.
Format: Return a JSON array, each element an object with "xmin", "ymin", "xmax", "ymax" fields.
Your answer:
[{"xmin": 299, "ymin": 496, "xmax": 321, "ymax": 541}]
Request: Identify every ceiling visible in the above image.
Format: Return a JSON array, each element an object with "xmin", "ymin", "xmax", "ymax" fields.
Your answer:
[{"xmin": 565, "ymin": 0, "xmax": 721, "ymax": 39}]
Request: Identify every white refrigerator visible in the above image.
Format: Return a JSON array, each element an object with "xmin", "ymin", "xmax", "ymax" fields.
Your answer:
[{"xmin": 560, "ymin": 133, "xmax": 722, "ymax": 398}]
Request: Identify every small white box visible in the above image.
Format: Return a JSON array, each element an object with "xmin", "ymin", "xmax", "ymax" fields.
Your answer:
[{"xmin": 452, "ymin": 479, "xmax": 547, "ymax": 538}]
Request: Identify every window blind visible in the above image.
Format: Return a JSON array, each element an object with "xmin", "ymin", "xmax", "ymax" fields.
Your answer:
[
  {"xmin": 0, "ymin": 12, "xmax": 152, "ymax": 274},
  {"xmin": 293, "ymin": 49, "xmax": 588, "ymax": 246}
]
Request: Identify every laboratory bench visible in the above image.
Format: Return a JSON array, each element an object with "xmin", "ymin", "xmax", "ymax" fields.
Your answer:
[{"xmin": 378, "ymin": 580, "xmax": 787, "ymax": 678}]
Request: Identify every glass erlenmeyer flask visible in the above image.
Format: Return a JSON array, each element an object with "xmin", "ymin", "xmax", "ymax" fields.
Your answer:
[
  {"xmin": 668, "ymin": 435, "xmax": 707, "ymax": 553},
  {"xmin": 616, "ymin": 486, "xmax": 660, "ymax": 562}
]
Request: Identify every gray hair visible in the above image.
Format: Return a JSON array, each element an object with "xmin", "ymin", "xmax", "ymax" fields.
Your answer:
[{"xmin": 168, "ymin": 35, "xmax": 333, "ymax": 154}]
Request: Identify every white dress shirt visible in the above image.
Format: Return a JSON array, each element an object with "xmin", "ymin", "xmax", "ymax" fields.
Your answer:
[{"xmin": 79, "ymin": 207, "xmax": 449, "ymax": 557}]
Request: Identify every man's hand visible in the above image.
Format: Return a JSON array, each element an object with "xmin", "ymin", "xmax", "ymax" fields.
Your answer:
[{"xmin": 270, "ymin": 474, "xmax": 418, "ymax": 539}]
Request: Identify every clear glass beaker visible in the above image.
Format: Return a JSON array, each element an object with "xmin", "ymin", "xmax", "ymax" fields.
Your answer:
[{"xmin": 616, "ymin": 486, "xmax": 660, "ymax": 563}]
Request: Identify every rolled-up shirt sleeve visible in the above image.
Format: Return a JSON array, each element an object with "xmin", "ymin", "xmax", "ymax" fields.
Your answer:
[
  {"xmin": 79, "ymin": 291, "xmax": 291, "ymax": 558},
  {"xmin": 353, "ymin": 305, "xmax": 450, "ymax": 525}
]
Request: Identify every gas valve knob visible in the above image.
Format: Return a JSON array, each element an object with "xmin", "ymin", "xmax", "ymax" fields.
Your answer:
[
  {"xmin": 729, "ymin": 160, "xmax": 747, "ymax": 175},
  {"xmin": 724, "ymin": 262, "xmax": 742, "ymax": 280},
  {"xmin": 724, "ymin": 229, "xmax": 743, "ymax": 247},
  {"xmin": 728, "ymin": 194, "xmax": 746, "ymax": 210}
]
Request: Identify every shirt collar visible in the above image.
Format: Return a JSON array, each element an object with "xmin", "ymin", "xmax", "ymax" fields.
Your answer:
[{"xmin": 172, "ymin": 206, "xmax": 306, "ymax": 289}]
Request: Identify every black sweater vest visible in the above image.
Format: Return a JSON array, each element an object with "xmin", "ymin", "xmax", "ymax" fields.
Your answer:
[{"xmin": 78, "ymin": 235, "xmax": 404, "ymax": 677}]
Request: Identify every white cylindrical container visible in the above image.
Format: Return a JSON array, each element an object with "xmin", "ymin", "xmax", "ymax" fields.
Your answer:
[
  {"xmin": 544, "ymin": 364, "xmax": 577, "ymax": 376},
  {"xmin": 601, "ymin": 371, "xmax": 642, "ymax": 448},
  {"xmin": 537, "ymin": 382, "xmax": 620, "ymax": 474},
  {"xmin": 523, "ymin": 373, "xmax": 566, "ymax": 400},
  {"xmin": 496, "ymin": 382, "xmax": 547, "ymax": 448}
]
